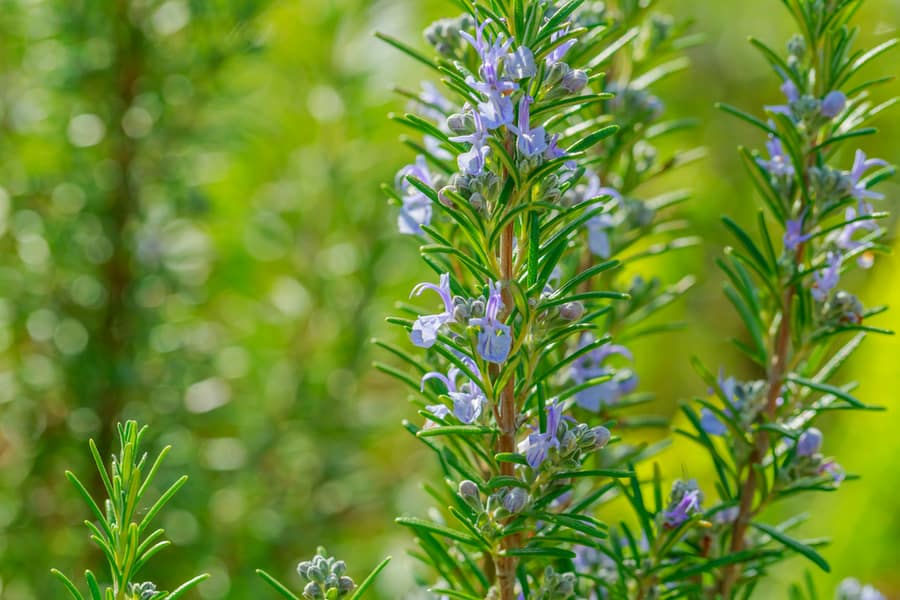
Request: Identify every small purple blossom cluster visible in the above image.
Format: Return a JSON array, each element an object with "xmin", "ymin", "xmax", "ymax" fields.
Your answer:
[
  {"xmin": 410, "ymin": 273, "xmax": 512, "ymax": 365},
  {"xmin": 517, "ymin": 399, "xmax": 611, "ymax": 470},
  {"xmin": 570, "ymin": 336, "xmax": 638, "ymax": 412},
  {"xmin": 662, "ymin": 479, "xmax": 703, "ymax": 529}
]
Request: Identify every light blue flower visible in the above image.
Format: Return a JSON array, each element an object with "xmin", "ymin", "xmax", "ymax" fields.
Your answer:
[
  {"xmin": 764, "ymin": 79, "xmax": 800, "ymax": 116},
  {"xmin": 783, "ymin": 217, "xmax": 811, "ymax": 252},
  {"xmin": 449, "ymin": 108, "xmax": 490, "ymax": 175},
  {"xmin": 796, "ymin": 427, "xmax": 823, "ymax": 456},
  {"xmin": 519, "ymin": 400, "xmax": 564, "ymax": 469},
  {"xmin": 410, "ymin": 273, "xmax": 455, "ymax": 347},
  {"xmin": 421, "ymin": 361, "xmax": 486, "ymax": 424},
  {"xmin": 509, "ymin": 95, "xmax": 547, "ymax": 158},
  {"xmin": 570, "ymin": 337, "xmax": 637, "ymax": 410},
  {"xmin": 396, "ymin": 155, "xmax": 435, "ymax": 235},
  {"xmin": 811, "ymin": 252, "xmax": 841, "ymax": 302},
  {"xmin": 821, "ymin": 90, "xmax": 846, "ymax": 117},
  {"xmin": 663, "ymin": 481, "xmax": 702, "ymax": 528},
  {"xmin": 757, "ymin": 134, "xmax": 795, "ymax": 177},
  {"xmin": 469, "ymin": 280, "xmax": 512, "ymax": 364}
]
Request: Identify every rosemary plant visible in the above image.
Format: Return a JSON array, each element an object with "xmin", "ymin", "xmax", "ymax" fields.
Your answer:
[
  {"xmin": 51, "ymin": 421, "xmax": 208, "ymax": 600},
  {"xmin": 376, "ymin": 1, "xmax": 699, "ymax": 598},
  {"xmin": 677, "ymin": 0, "xmax": 895, "ymax": 597}
]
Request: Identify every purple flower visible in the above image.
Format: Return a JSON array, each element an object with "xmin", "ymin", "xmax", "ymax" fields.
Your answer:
[
  {"xmin": 509, "ymin": 95, "xmax": 547, "ymax": 158},
  {"xmin": 764, "ymin": 79, "xmax": 800, "ymax": 116},
  {"xmin": 546, "ymin": 28, "xmax": 577, "ymax": 65},
  {"xmin": 396, "ymin": 156, "xmax": 435, "ymax": 235},
  {"xmin": 757, "ymin": 134, "xmax": 795, "ymax": 177},
  {"xmin": 417, "ymin": 82, "xmax": 455, "ymax": 125},
  {"xmin": 577, "ymin": 171, "xmax": 623, "ymax": 259},
  {"xmin": 421, "ymin": 362, "xmax": 486, "ymax": 424},
  {"xmin": 449, "ymin": 108, "xmax": 490, "ymax": 175},
  {"xmin": 663, "ymin": 483, "xmax": 702, "ymax": 528},
  {"xmin": 796, "ymin": 427, "xmax": 823, "ymax": 456},
  {"xmin": 811, "ymin": 252, "xmax": 841, "ymax": 302},
  {"xmin": 836, "ymin": 207, "xmax": 877, "ymax": 268},
  {"xmin": 571, "ymin": 338, "xmax": 637, "ymax": 411},
  {"xmin": 410, "ymin": 273, "xmax": 455, "ymax": 347},
  {"xmin": 469, "ymin": 280, "xmax": 512, "ymax": 363},
  {"xmin": 819, "ymin": 459, "xmax": 845, "ymax": 484},
  {"xmin": 783, "ymin": 218, "xmax": 812, "ymax": 252},
  {"xmin": 847, "ymin": 149, "xmax": 888, "ymax": 202},
  {"xmin": 700, "ymin": 408, "xmax": 728, "ymax": 436},
  {"xmin": 519, "ymin": 400, "xmax": 563, "ymax": 468},
  {"xmin": 423, "ymin": 403, "xmax": 451, "ymax": 429},
  {"xmin": 821, "ymin": 90, "xmax": 846, "ymax": 118},
  {"xmin": 700, "ymin": 372, "xmax": 741, "ymax": 435},
  {"xmin": 460, "ymin": 18, "xmax": 518, "ymax": 129}
]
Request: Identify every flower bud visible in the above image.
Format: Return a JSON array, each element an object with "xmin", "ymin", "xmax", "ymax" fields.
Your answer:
[
  {"xmin": 502, "ymin": 487, "xmax": 529, "ymax": 514},
  {"xmin": 447, "ymin": 112, "xmax": 475, "ymax": 135},
  {"xmin": 303, "ymin": 581, "xmax": 325, "ymax": 600},
  {"xmin": 332, "ymin": 560, "xmax": 346, "ymax": 577},
  {"xmin": 797, "ymin": 427, "xmax": 823, "ymax": 456},
  {"xmin": 558, "ymin": 301, "xmax": 584, "ymax": 321},
  {"xmin": 821, "ymin": 91, "xmax": 846, "ymax": 118},
  {"xmin": 588, "ymin": 425, "xmax": 611, "ymax": 450},
  {"xmin": 787, "ymin": 34, "xmax": 806, "ymax": 57},
  {"xmin": 458, "ymin": 479, "xmax": 482, "ymax": 511},
  {"xmin": 297, "ymin": 560, "xmax": 312, "ymax": 579},
  {"xmin": 561, "ymin": 69, "xmax": 588, "ymax": 94},
  {"xmin": 338, "ymin": 576, "xmax": 356, "ymax": 594}
]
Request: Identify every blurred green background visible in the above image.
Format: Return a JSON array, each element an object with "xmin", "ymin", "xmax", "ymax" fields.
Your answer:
[{"xmin": 0, "ymin": 0, "xmax": 896, "ymax": 598}]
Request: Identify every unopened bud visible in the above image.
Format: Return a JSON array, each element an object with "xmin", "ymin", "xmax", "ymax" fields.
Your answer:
[
  {"xmin": 502, "ymin": 487, "xmax": 529, "ymax": 513},
  {"xmin": 561, "ymin": 69, "xmax": 588, "ymax": 94},
  {"xmin": 559, "ymin": 301, "xmax": 584, "ymax": 321}
]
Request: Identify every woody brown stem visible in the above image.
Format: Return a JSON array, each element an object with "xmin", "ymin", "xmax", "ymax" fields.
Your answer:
[
  {"xmin": 717, "ymin": 281, "xmax": 796, "ymax": 597},
  {"xmin": 496, "ymin": 222, "xmax": 518, "ymax": 600}
]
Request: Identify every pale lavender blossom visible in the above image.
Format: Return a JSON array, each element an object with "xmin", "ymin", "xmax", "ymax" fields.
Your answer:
[
  {"xmin": 449, "ymin": 108, "xmax": 490, "ymax": 175},
  {"xmin": 509, "ymin": 95, "xmax": 547, "ymax": 158},
  {"xmin": 819, "ymin": 459, "xmax": 845, "ymax": 484},
  {"xmin": 757, "ymin": 134, "xmax": 795, "ymax": 177},
  {"xmin": 421, "ymin": 363, "xmax": 486, "ymax": 424},
  {"xmin": 700, "ymin": 408, "xmax": 728, "ymax": 436},
  {"xmin": 570, "ymin": 338, "xmax": 637, "ymax": 411},
  {"xmin": 764, "ymin": 79, "xmax": 800, "ymax": 116},
  {"xmin": 396, "ymin": 155, "xmax": 435, "ymax": 235},
  {"xmin": 519, "ymin": 400, "xmax": 563, "ymax": 468},
  {"xmin": 546, "ymin": 28, "xmax": 577, "ymax": 65},
  {"xmin": 417, "ymin": 82, "xmax": 455, "ymax": 125},
  {"xmin": 821, "ymin": 90, "xmax": 846, "ymax": 117},
  {"xmin": 783, "ymin": 217, "xmax": 811, "ymax": 252},
  {"xmin": 460, "ymin": 18, "xmax": 517, "ymax": 129},
  {"xmin": 796, "ymin": 427, "xmax": 823, "ymax": 456},
  {"xmin": 847, "ymin": 149, "xmax": 888, "ymax": 203},
  {"xmin": 836, "ymin": 207, "xmax": 877, "ymax": 268},
  {"xmin": 423, "ymin": 403, "xmax": 451, "ymax": 429},
  {"xmin": 811, "ymin": 252, "xmax": 841, "ymax": 302},
  {"xmin": 410, "ymin": 273, "xmax": 455, "ymax": 347},
  {"xmin": 577, "ymin": 171, "xmax": 623, "ymax": 259},
  {"xmin": 700, "ymin": 372, "xmax": 740, "ymax": 436},
  {"xmin": 469, "ymin": 280, "xmax": 512, "ymax": 363},
  {"xmin": 663, "ymin": 482, "xmax": 702, "ymax": 528}
]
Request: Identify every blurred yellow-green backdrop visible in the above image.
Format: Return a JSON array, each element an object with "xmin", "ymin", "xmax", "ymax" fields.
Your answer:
[{"xmin": 0, "ymin": 0, "xmax": 897, "ymax": 598}]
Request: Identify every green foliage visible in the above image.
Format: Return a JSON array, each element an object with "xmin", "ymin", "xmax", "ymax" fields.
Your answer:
[{"xmin": 51, "ymin": 421, "xmax": 208, "ymax": 600}]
